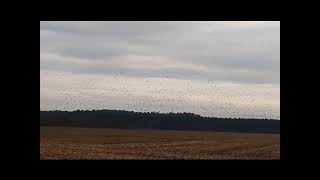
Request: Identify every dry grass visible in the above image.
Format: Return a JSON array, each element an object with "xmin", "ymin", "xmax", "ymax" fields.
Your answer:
[{"xmin": 40, "ymin": 127, "xmax": 280, "ymax": 160}]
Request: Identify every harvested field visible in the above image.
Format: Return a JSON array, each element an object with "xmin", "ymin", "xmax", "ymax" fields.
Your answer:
[{"xmin": 40, "ymin": 127, "xmax": 280, "ymax": 160}]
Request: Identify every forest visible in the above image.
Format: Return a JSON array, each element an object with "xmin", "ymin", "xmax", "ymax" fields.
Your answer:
[{"xmin": 40, "ymin": 110, "xmax": 280, "ymax": 134}]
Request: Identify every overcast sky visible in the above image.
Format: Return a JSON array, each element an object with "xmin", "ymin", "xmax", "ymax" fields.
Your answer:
[{"xmin": 40, "ymin": 21, "xmax": 280, "ymax": 119}]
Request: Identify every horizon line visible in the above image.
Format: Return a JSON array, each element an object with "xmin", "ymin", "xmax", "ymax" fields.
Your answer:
[{"xmin": 40, "ymin": 109, "xmax": 280, "ymax": 121}]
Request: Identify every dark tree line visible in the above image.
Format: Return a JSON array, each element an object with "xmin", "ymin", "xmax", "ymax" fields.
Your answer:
[{"xmin": 40, "ymin": 110, "xmax": 280, "ymax": 134}]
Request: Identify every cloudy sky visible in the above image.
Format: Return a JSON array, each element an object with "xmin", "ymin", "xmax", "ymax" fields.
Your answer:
[{"xmin": 40, "ymin": 21, "xmax": 280, "ymax": 119}]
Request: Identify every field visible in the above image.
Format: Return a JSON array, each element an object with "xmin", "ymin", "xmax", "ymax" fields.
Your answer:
[{"xmin": 40, "ymin": 127, "xmax": 280, "ymax": 160}]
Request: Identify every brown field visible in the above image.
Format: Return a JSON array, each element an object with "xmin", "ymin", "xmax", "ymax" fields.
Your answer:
[{"xmin": 40, "ymin": 127, "xmax": 280, "ymax": 160}]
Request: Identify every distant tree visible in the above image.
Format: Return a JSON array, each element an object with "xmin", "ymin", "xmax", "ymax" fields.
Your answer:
[{"xmin": 40, "ymin": 109, "xmax": 280, "ymax": 134}]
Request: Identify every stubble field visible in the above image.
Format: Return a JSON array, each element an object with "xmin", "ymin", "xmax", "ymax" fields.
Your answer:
[{"xmin": 40, "ymin": 127, "xmax": 280, "ymax": 160}]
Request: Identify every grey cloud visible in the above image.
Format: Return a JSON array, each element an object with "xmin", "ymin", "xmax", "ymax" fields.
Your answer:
[
  {"xmin": 58, "ymin": 44, "xmax": 125, "ymax": 60},
  {"xmin": 40, "ymin": 21, "xmax": 280, "ymax": 85},
  {"xmin": 40, "ymin": 21, "xmax": 187, "ymax": 41},
  {"xmin": 40, "ymin": 53, "xmax": 279, "ymax": 85},
  {"xmin": 40, "ymin": 21, "xmax": 280, "ymax": 119}
]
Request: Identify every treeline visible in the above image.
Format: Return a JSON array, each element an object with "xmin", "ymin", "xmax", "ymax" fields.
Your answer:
[{"xmin": 40, "ymin": 110, "xmax": 280, "ymax": 134}]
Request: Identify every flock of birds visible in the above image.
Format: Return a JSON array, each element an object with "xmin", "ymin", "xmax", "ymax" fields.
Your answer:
[{"xmin": 40, "ymin": 71, "xmax": 280, "ymax": 119}]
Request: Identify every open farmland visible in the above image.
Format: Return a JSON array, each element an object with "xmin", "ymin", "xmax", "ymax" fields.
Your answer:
[{"xmin": 40, "ymin": 127, "xmax": 280, "ymax": 160}]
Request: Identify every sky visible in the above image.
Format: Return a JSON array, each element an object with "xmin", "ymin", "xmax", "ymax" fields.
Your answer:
[{"xmin": 40, "ymin": 21, "xmax": 280, "ymax": 119}]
